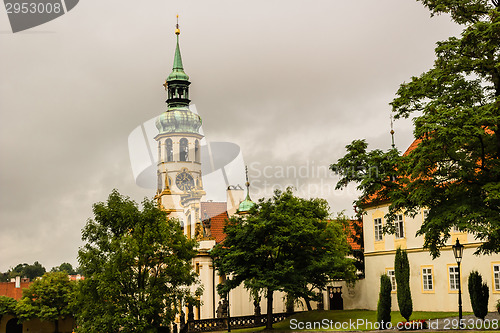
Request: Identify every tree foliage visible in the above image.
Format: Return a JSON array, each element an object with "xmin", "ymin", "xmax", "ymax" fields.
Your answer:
[
  {"xmin": 211, "ymin": 188, "xmax": 356, "ymax": 329},
  {"xmin": 394, "ymin": 248, "xmax": 412, "ymax": 321},
  {"xmin": 8, "ymin": 262, "xmax": 46, "ymax": 281},
  {"xmin": 377, "ymin": 274, "xmax": 392, "ymax": 327},
  {"xmin": 0, "ymin": 296, "xmax": 17, "ymax": 322},
  {"xmin": 468, "ymin": 270, "xmax": 489, "ymax": 320},
  {"xmin": 331, "ymin": 0, "xmax": 500, "ymax": 257},
  {"xmin": 51, "ymin": 263, "xmax": 77, "ymax": 275},
  {"xmin": 75, "ymin": 190, "xmax": 200, "ymax": 333},
  {"xmin": 15, "ymin": 272, "xmax": 76, "ymax": 333}
]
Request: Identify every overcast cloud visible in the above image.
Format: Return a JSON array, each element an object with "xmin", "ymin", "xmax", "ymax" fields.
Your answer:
[{"xmin": 0, "ymin": 0, "xmax": 462, "ymax": 272}]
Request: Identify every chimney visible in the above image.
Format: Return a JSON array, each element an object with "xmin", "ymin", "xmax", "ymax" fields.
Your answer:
[
  {"xmin": 226, "ymin": 185, "xmax": 244, "ymax": 217},
  {"xmin": 15, "ymin": 276, "xmax": 21, "ymax": 288}
]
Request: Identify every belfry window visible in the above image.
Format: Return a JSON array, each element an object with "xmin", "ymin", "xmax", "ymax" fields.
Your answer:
[
  {"xmin": 165, "ymin": 139, "xmax": 173, "ymax": 162},
  {"xmin": 180, "ymin": 138, "xmax": 189, "ymax": 161},
  {"xmin": 195, "ymin": 140, "xmax": 200, "ymax": 163}
]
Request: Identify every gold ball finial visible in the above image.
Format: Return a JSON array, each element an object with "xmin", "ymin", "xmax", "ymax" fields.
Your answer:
[{"xmin": 175, "ymin": 14, "xmax": 180, "ymax": 35}]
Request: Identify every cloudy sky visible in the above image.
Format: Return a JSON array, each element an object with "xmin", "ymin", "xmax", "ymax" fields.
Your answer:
[{"xmin": 0, "ymin": 0, "xmax": 462, "ymax": 272}]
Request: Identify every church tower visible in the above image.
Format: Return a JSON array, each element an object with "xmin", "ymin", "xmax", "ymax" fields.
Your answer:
[{"xmin": 155, "ymin": 18, "xmax": 205, "ymax": 239}]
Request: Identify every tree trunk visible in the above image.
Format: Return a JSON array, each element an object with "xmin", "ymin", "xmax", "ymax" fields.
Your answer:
[
  {"xmin": 304, "ymin": 297, "xmax": 312, "ymax": 311},
  {"xmin": 266, "ymin": 288, "xmax": 274, "ymax": 330},
  {"xmin": 54, "ymin": 319, "xmax": 59, "ymax": 333}
]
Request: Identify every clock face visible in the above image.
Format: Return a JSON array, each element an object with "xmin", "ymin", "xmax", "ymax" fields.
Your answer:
[{"xmin": 175, "ymin": 171, "xmax": 195, "ymax": 192}]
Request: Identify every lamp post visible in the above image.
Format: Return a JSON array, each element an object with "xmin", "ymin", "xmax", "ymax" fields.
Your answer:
[{"xmin": 452, "ymin": 238, "xmax": 464, "ymax": 325}]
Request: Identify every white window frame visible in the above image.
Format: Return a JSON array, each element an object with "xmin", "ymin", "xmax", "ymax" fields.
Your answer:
[
  {"xmin": 494, "ymin": 264, "xmax": 500, "ymax": 291},
  {"xmin": 395, "ymin": 214, "xmax": 405, "ymax": 239},
  {"xmin": 449, "ymin": 266, "xmax": 460, "ymax": 291},
  {"xmin": 387, "ymin": 269, "xmax": 396, "ymax": 291},
  {"xmin": 374, "ymin": 218, "xmax": 383, "ymax": 242},
  {"xmin": 422, "ymin": 267, "xmax": 433, "ymax": 291}
]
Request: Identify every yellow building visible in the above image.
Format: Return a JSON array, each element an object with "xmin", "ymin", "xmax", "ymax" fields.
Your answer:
[{"xmin": 354, "ymin": 142, "xmax": 500, "ymax": 312}]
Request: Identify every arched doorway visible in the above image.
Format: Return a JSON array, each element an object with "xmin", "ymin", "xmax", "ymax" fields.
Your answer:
[{"xmin": 6, "ymin": 318, "xmax": 23, "ymax": 333}]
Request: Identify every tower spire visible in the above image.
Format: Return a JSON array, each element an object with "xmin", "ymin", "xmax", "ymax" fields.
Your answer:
[
  {"xmin": 173, "ymin": 15, "xmax": 184, "ymax": 71},
  {"xmin": 390, "ymin": 114, "xmax": 396, "ymax": 149},
  {"xmin": 164, "ymin": 15, "xmax": 191, "ymax": 108}
]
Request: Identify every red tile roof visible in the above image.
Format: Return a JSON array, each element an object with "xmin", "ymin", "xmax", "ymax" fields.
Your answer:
[
  {"xmin": 346, "ymin": 219, "xmax": 362, "ymax": 250},
  {"xmin": 0, "ymin": 282, "xmax": 31, "ymax": 300},
  {"xmin": 201, "ymin": 202, "xmax": 229, "ymax": 244},
  {"xmin": 403, "ymin": 138, "xmax": 421, "ymax": 156},
  {"xmin": 200, "ymin": 202, "xmax": 363, "ymax": 250}
]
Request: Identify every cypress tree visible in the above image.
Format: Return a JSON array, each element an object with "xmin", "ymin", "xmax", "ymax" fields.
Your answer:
[
  {"xmin": 377, "ymin": 274, "xmax": 392, "ymax": 327},
  {"xmin": 468, "ymin": 271, "xmax": 489, "ymax": 320},
  {"xmin": 395, "ymin": 247, "xmax": 412, "ymax": 321}
]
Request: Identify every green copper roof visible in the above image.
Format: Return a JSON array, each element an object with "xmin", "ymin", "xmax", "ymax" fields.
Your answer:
[
  {"xmin": 238, "ymin": 180, "xmax": 255, "ymax": 213},
  {"xmin": 156, "ymin": 107, "xmax": 202, "ymax": 134},
  {"xmin": 157, "ymin": 23, "xmax": 200, "ymax": 134},
  {"xmin": 238, "ymin": 196, "xmax": 256, "ymax": 213},
  {"xmin": 167, "ymin": 35, "xmax": 189, "ymax": 82}
]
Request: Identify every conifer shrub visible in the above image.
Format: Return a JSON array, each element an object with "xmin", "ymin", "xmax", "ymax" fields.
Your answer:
[
  {"xmin": 468, "ymin": 270, "xmax": 489, "ymax": 320},
  {"xmin": 377, "ymin": 274, "xmax": 392, "ymax": 327},
  {"xmin": 395, "ymin": 247, "xmax": 412, "ymax": 321}
]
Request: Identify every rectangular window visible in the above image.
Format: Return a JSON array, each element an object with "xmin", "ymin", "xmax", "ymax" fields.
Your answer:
[
  {"xmin": 494, "ymin": 264, "xmax": 500, "ymax": 291},
  {"xmin": 422, "ymin": 267, "xmax": 433, "ymax": 291},
  {"xmin": 395, "ymin": 215, "xmax": 404, "ymax": 239},
  {"xmin": 374, "ymin": 218, "xmax": 383, "ymax": 242},
  {"xmin": 449, "ymin": 266, "xmax": 460, "ymax": 291},
  {"xmin": 387, "ymin": 269, "xmax": 396, "ymax": 291}
]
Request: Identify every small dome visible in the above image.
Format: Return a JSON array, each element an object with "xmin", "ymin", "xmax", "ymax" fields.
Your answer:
[
  {"xmin": 156, "ymin": 107, "xmax": 202, "ymax": 134},
  {"xmin": 237, "ymin": 198, "xmax": 255, "ymax": 214}
]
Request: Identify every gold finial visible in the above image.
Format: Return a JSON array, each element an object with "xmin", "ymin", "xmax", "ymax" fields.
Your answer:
[
  {"xmin": 175, "ymin": 14, "xmax": 180, "ymax": 35},
  {"xmin": 163, "ymin": 80, "xmax": 168, "ymax": 90},
  {"xmin": 245, "ymin": 166, "xmax": 250, "ymax": 187}
]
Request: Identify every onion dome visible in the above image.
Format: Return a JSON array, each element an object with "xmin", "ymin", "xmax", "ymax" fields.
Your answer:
[{"xmin": 156, "ymin": 107, "xmax": 202, "ymax": 134}]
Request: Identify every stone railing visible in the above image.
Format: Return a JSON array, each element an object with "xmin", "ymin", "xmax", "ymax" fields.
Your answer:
[{"xmin": 185, "ymin": 312, "xmax": 296, "ymax": 332}]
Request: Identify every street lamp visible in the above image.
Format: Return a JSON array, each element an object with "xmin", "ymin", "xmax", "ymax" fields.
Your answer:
[{"xmin": 452, "ymin": 238, "xmax": 464, "ymax": 325}]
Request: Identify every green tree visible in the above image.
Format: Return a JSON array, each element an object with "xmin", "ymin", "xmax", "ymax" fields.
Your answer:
[
  {"xmin": 331, "ymin": 0, "xmax": 500, "ymax": 257},
  {"xmin": 377, "ymin": 274, "xmax": 392, "ymax": 328},
  {"xmin": 394, "ymin": 248, "xmax": 412, "ymax": 321},
  {"xmin": 468, "ymin": 270, "xmax": 489, "ymax": 320},
  {"xmin": 15, "ymin": 272, "xmax": 76, "ymax": 333},
  {"xmin": 8, "ymin": 262, "xmax": 46, "ymax": 280},
  {"xmin": 51, "ymin": 263, "xmax": 77, "ymax": 275},
  {"xmin": 0, "ymin": 272, "xmax": 8, "ymax": 282},
  {"xmin": 0, "ymin": 296, "xmax": 17, "ymax": 323},
  {"xmin": 211, "ymin": 188, "xmax": 356, "ymax": 330},
  {"xmin": 76, "ymin": 190, "xmax": 200, "ymax": 333}
]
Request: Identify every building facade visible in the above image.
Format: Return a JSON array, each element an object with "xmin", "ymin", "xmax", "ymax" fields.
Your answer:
[{"xmin": 355, "ymin": 142, "xmax": 500, "ymax": 313}]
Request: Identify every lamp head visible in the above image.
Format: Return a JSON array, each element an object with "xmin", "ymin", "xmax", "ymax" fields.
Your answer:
[{"xmin": 452, "ymin": 238, "xmax": 464, "ymax": 263}]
